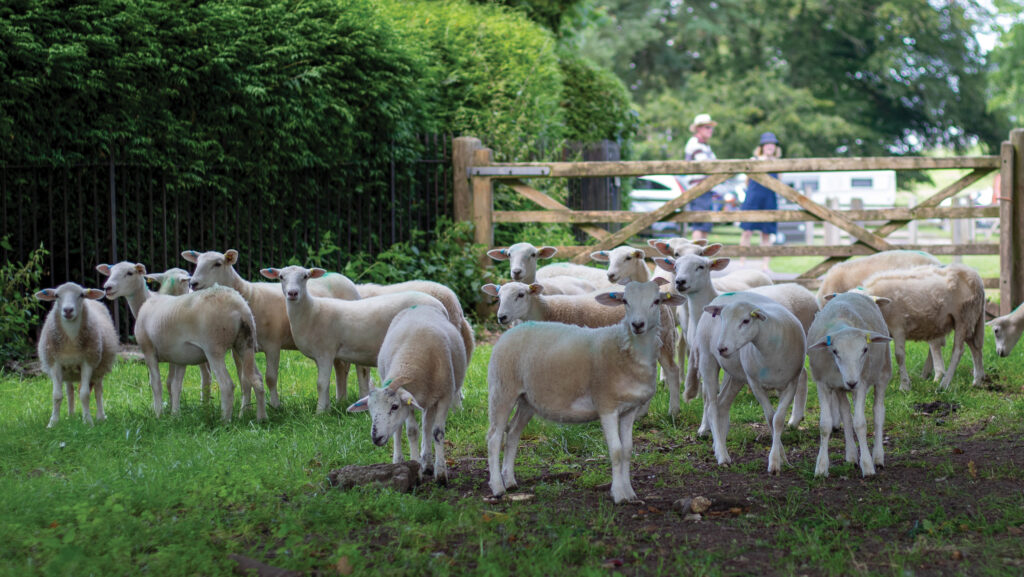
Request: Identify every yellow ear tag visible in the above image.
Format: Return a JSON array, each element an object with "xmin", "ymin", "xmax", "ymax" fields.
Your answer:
[
  {"xmin": 406, "ymin": 398, "xmax": 413, "ymax": 405},
  {"xmin": 866, "ymin": 335, "xmax": 872, "ymax": 344},
  {"xmin": 750, "ymin": 311, "xmax": 758, "ymax": 318}
]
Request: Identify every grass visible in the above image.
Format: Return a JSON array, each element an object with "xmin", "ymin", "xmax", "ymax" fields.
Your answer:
[{"xmin": 1, "ymin": 334, "xmax": 1023, "ymax": 576}]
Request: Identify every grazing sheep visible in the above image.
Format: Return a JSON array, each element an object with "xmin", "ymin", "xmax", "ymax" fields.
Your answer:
[
  {"xmin": 860, "ymin": 263, "xmax": 986, "ymax": 391},
  {"xmin": 144, "ymin": 268, "xmax": 214, "ymax": 402},
  {"xmin": 259, "ymin": 266, "xmax": 448, "ymax": 414},
  {"xmin": 691, "ymin": 292, "xmax": 807, "ymax": 472},
  {"xmin": 480, "ymin": 282, "xmax": 681, "ymax": 415},
  {"xmin": 486, "ymin": 281, "xmax": 686, "ymax": 504},
  {"xmin": 183, "ymin": 249, "xmax": 368, "ymax": 405},
  {"xmin": 988, "ymin": 302, "xmax": 1024, "ymax": 357},
  {"xmin": 34, "ymin": 283, "xmax": 120, "ymax": 427},
  {"xmin": 99, "ymin": 262, "xmax": 265, "ymax": 422},
  {"xmin": 807, "ymin": 292, "xmax": 893, "ymax": 477},
  {"xmin": 346, "ymin": 306, "xmax": 466, "ymax": 483}
]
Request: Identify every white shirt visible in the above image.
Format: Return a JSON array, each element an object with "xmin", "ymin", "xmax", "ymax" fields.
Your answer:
[{"xmin": 684, "ymin": 136, "xmax": 715, "ymax": 189}]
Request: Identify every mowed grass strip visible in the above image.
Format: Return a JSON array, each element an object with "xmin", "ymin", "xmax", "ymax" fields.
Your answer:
[{"xmin": 1, "ymin": 334, "xmax": 1022, "ymax": 576}]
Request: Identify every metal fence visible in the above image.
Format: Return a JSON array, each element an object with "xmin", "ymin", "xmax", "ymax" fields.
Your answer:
[{"xmin": 2, "ymin": 134, "xmax": 454, "ymax": 338}]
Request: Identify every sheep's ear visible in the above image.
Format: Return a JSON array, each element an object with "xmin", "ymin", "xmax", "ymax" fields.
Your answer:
[
  {"xmin": 134, "ymin": 263, "xmax": 148, "ymax": 275},
  {"xmin": 144, "ymin": 273, "xmax": 164, "ymax": 285},
  {"xmin": 823, "ymin": 292, "xmax": 838, "ymax": 302},
  {"xmin": 537, "ymin": 246, "xmax": 557, "ymax": 259},
  {"xmin": 487, "ymin": 248, "xmax": 510, "ymax": 262},
  {"xmin": 397, "ymin": 388, "xmax": 423, "ymax": 411},
  {"xmin": 480, "ymin": 283, "xmax": 500, "ymax": 297},
  {"xmin": 181, "ymin": 250, "xmax": 199, "ymax": 264},
  {"xmin": 653, "ymin": 277, "xmax": 670, "ymax": 287},
  {"xmin": 34, "ymin": 289, "xmax": 57, "ymax": 302},
  {"xmin": 96, "ymin": 264, "xmax": 112, "ymax": 277},
  {"xmin": 224, "ymin": 250, "xmax": 239, "ymax": 266},
  {"xmin": 594, "ymin": 291, "xmax": 624, "ymax": 307},
  {"xmin": 83, "ymin": 288, "xmax": 106, "ymax": 300},
  {"xmin": 590, "ymin": 250, "xmax": 610, "ymax": 263},
  {"xmin": 701, "ymin": 243, "xmax": 724, "ymax": 257},
  {"xmin": 346, "ymin": 397, "xmax": 369, "ymax": 413},
  {"xmin": 528, "ymin": 283, "xmax": 544, "ymax": 294},
  {"xmin": 659, "ymin": 292, "xmax": 686, "ymax": 307},
  {"xmin": 692, "ymin": 239, "xmax": 709, "ymax": 247},
  {"xmin": 632, "ymin": 249, "xmax": 645, "ymax": 260},
  {"xmin": 649, "ymin": 239, "xmax": 672, "ymax": 256},
  {"xmin": 808, "ymin": 339, "xmax": 830, "ymax": 351},
  {"xmin": 704, "ymin": 305, "xmax": 724, "ymax": 318},
  {"xmin": 309, "ymin": 268, "xmax": 327, "ymax": 279},
  {"xmin": 709, "ymin": 257, "xmax": 730, "ymax": 271},
  {"xmin": 654, "ymin": 257, "xmax": 675, "ymax": 272},
  {"xmin": 871, "ymin": 296, "xmax": 891, "ymax": 307},
  {"xmin": 260, "ymin": 268, "xmax": 281, "ymax": 280},
  {"xmin": 750, "ymin": 309, "xmax": 767, "ymax": 321},
  {"xmin": 867, "ymin": 331, "xmax": 892, "ymax": 344}
]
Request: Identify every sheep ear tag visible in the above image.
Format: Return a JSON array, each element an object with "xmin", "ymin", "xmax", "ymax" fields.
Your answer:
[{"xmin": 826, "ymin": 335, "xmax": 832, "ymax": 346}]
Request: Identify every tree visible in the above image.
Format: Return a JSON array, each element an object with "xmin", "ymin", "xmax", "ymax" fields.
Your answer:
[{"xmin": 987, "ymin": 1, "xmax": 1024, "ymax": 126}]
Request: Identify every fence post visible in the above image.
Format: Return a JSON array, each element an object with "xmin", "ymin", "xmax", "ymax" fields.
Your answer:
[
  {"xmin": 452, "ymin": 137, "xmax": 482, "ymax": 223},
  {"xmin": 952, "ymin": 197, "xmax": 965, "ymax": 264},
  {"xmin": 1000, "ymin": 129, "xmax": 1024, "ymax": 315},
  {"xmin": 471, "ymin": 147, "xmax": 495, "ymax": 318},
  {"xmin": 823, "ymin": 198, "xmax": 839, "ymax": 245}
]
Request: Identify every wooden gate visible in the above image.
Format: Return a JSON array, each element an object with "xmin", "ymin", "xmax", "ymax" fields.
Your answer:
[{"xmin": 453, "ymin": 130, "xmax": 1024, "ymax": 316}]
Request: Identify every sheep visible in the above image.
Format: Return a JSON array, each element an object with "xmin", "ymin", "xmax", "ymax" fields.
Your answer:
[
  {"xmin": 144, "ymin": 268, "xmax": 214, "ymax": 403},
  {"xmin": 988, "ymin": 302, "xmax": 1024, "ymax": 357},
  {"xmin": 486, "ymin": 281, "xmax": 686, "ymax": 504},
  {"xmin": 486, "ymin": 242, "xmax": 598, "ymax": 294},
  {"xmin": 807, "ymin": 292, "xmax": 893, "ymax": 477},
  {"xmin": 816, "ymin": 250, "xmax": 940, "ymax": 307},
  {"xmin": 259, "ymin": 266, "xmax": 448, "ymax": 414},
  {"xmin": 346, "ymin": 306, "xmax": 466, "ymax": 483},
  {"xmin": 98, "ymin": 262, "xmax": 265, "ymax": 422},
  {"xmin": 859, "ymin": 263, "xmax": 986, "ymax": 391},
  {"xmin": 480, "ymin": 281, "xmax": 681, "ymax": 415},
  {"xmin": 34, "ymin": 283, "xmax": 120, "ymax": 427},
  {"xmin": 356, "ymin": 280, "xmax": 474, "ymax": 362},
  {"xmin": 183, "ymin": 249, "xmax": 369, "ymax": 406},
  {"xmin": 690, "ymin": 292, "xmax": 807, "ymax": 472},
  {"xmin": 536, "ymin": 262, "xmax": 616, "ymax": 289}
]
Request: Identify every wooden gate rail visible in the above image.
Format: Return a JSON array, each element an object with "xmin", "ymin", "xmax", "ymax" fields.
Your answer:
[{"xmin": 454, "ymin": 130, "xmax": 1024, "ymax": 315}]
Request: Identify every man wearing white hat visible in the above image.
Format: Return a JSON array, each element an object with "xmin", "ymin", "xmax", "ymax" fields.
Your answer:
[{"xmin": 683, "ymin": 113, "xmax": 718, "ymax": 241}]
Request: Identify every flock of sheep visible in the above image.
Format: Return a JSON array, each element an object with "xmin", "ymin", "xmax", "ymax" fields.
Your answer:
[{"xmin": 32, "ymin": 240, "xmax": 1024, "ymax": 504}]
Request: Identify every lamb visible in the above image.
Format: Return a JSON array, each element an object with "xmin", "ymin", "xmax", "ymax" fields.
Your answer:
[
  {"xmin": 690, "ymin": 292, "xmax": 807, "ymax": 472},
  {"xmin": 816, "ymin": 250, "xmax": 940, "ymax": 307},
  {"xmin": 807, "ymin": 292, "xmax": 893, "ymax": 477},
  {"xmin": 259, "ymin": 266, "xmax": 448, "ymax": 414},
  {"xmin": 988, "ymin": 302, "xmax": 1024, "ymax": 357},
  {"xmin": 98, "ymin": 262, "xmax": 265, "ymax": 422},
  {"xmin": 356, "ymin": 280, "xmax": 474, "ymax": 362},
  {"xmin": 859, "ymin": 263, "xmax": 986, "ymax": 391},
  {"xmin": 346, "ymin": 305, "xmax": 466, "ymax": 483},
  {"xmin": 34, "ymin": 283, "xmax": 120, "ymax": 427},
  {"xmin": 480, "ymin": 282, "xmax": 681, "ymax": 415},
  {"xmin": 487, "ymin": 243, "xmax": 597, "ymax": 294},
  {"xmin": 183, "ymin": 249, "xmax": 368, "ymax": 406},
  {"xmin": 486, "ymin": 281, "xmax": 686, "ymax": 504},
  {"xmin": 144, "ymin": 268, "xmax": 214, "ymax": 402}
]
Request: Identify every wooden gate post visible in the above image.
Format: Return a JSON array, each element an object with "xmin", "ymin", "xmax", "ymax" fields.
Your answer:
[
  {"xmin": 999, "ymin": 129, "xmax": 1024, "ymax": 315},
  {"xmin": 452, "ymin": 137, "xmax": 482, "ymax": 223},
  {"xmin": 470, "ymin": 146, "xmax": 495, "ymax": 318}
]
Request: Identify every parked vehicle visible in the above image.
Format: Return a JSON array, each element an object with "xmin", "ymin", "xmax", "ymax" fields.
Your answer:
[{"xmin": 627, "ymin": 174, "xmax": 745, "ymax": 235}]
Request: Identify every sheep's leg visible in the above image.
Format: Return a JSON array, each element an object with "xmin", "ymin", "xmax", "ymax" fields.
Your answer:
[
  {"xmin": 168, "ymin": 363, "xmax": 186, "ymax": 416},
  {"xmin": 716, "ymin": 375, "xmax": 746, "ymax": 437},
  {"xmin": 892, "ymin": 330, "xmax": 911, "ymax": 392},
  {"xmin": 658, "ymin": 340, "xmax": 681, "ymax": 418},
  {"xmin": 617, "ymin": 407, "xmax": 641, "ymax": 503},
  {"xmin": 872, "ymin": 380, "xmax": 887, "ymax": 468},
  {"xmin": 334, "ymin": 360, "xmax": 351, "ymax": 402},
  {"xmin": 968, "ymin": 318, "xmax": 986, "ymax": 387},
  {"xmin": 599, "ymin": 411, "xmax": 633, "ymax": 504},
  {"xmin": 313, "ymin": 357, "xmax": 333, "ymax": 414},
  {"xmin": 700, "ymin": 355, "xmax": 731, "ymax": 465},
  {"xmin": 262, "ymin": 346, "xmax": 282, "ymax": 409},
  {"xmin": 356, "ymin": 365, "xmax": 373, "ymax": 398},
  {"xmin": 938, "ymin": 329, "xmax": 967, "ymax": 391},
  {"xmin": 814, "ymin": 383, "xmax": 835, "ymax": 477},
  {"xmin": 142, "ymin": 348, "xmax": 164, "ymax": 418},
  {"xmin": 852, "ymin": 385, "xmax": 875, "ymax": 476},
  {"xmin": 47, "ymin": 367, "xmax": 65, "ymax": 428},
  {"xmin": 199, "ymin": 363, "xmax": 212, "ymax": 403},
  {"xmin": 392, "ymin": 426, "xmax": 405, "ymax": 464},
  {"xmin": 93, "ymin": 378, "xmax": 106, "ymax": 422},
  {"xmin": 486, "ymin": 394, "xmax": 515, "ymax": 498},
  {"xmin": 429, "ymin": 402, "xmax": 452, "ymax": 484},
  {"xmin": 238, "ymin": 348, "xmax": 265, "ymax": 421},
  {"xmin": 922, "ymin": 338, "xmax": 945, "ymax": 381},
  {"xmin": 746, "ymin": 380, "xmax": 775, "ymax": 424},
  {"xmin": 502, "ymin": 404, "xmax": 535, "ymax": 491},
  {"xmin": 78, "ymin": 363, "xmax": 95, "ymax": 425},
  {"xmin": 788, "ymin": 368, "xmax": 808, "ymax": 428},
  {"xmin": 767, "ymin": 382, "xmax": 797, "ymax": 475},
  {"xmin": 836, "ymin": 392, "xmax": 857, "ymax": 464},
  {"xmin": 206, "ymin": 354, "xmax": 237, "ymax": 422},
  {"xmin": 65, "ymin": 379, "xmax": 75, "ymax": 420},
  {"xmin": 408, "ymin": 412, "xmax": 423, "ymax": 468},
  {"xmin": 232, "ymin": 350, "xmax": 250, "ymax": 412}
]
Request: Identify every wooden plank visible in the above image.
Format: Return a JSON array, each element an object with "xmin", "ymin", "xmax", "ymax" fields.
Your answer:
[
  {"xmin": 474, "ymin": 156, "xmax": 1001, "ymax": 179},
  {"xmin": 748, "ymin": 173, "xmax": 894, "ymax": 252},
  {"xmin": 500, "ymin": 179, "xmax": 610, "ymax": 240},
  {"xmin": 452, "ymin": 137, "xmax": 481, "ymax": 222},
  {"xmin": 569, "ymin": 173, "xmax": 731, "ymax": 263},
  {"xmin": 1003, "ymin": 130, "xmax": 1024, "ymax": 315},
  {"xmin": 543, "ymin": 243, "xmax": 999, "ymax": 260},
  {"xmin": 493, "ymin": 206, "xmax": 998, "ymax": 225}
]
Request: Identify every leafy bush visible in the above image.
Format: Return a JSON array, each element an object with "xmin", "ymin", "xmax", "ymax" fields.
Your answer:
[
  {"xmin": 0, "ymin": 238, "xmax": 48, "ymax": 365},
  {"xmin": 559, "ymin": 51, "xmax": 639, "ymax": 148}
]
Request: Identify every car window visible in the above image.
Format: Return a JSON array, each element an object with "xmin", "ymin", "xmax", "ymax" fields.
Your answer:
[{"xmin": 634, "ymin": 179, "xmax": 672, "ymax": 191}]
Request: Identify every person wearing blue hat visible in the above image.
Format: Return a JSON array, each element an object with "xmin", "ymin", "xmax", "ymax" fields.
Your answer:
[{"xmin": 739, "ymin": 132, "xmax": 783, "ymax": 271}]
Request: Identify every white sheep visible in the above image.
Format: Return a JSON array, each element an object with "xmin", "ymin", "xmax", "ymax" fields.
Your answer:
[
  {"xmin": 480, "ymin": 281, "xmax": 681, "ymax": 415},
  {"xmin": 807, "ymin": 292, "xmax": 893, "ymax": 477},
  {"xmin": 183, "ymin": 249, "xmax": 368, "ymax": 406},
  {"xmin": 34, "ymin": 283, "xmax": 120, "ymax": 427},
  {"xmin": 259, "ymin": 266, "xmax": 448, "ymax": 414},
  {"xmin": 486, "ymin": 281, "xmax": 686, "ymax": 504},
  {"xmin": 346, "ymin": 306, "xmax": 466, "ymax": 483},
  {"xmin": 536, "ymin": 262, "xmax": 616, "ymax": 289},
  {"xmin": 860, "ymin": 263, "xmax": 986, "ymax": 391},
  {"xmin": 816, "ymin": 250, "xmax": 940, "ymax": 307},
  {"xmin": 691, "ymin": 292, "xmax": 807, "ymax": 472},
  {"xmin": 99, "ymin": 262, "xmax": 265, "ymax": 422},
  {"xmin": 988, "ymin": 302, "xmax": 1024, "ymax": 358},
  {"xmin": 144, "ymin": 268, "xmax": 214, "ymax": 403},
  {"xmin": 486, "ymin": 242, "xmax": 598, "ymax": 294}
]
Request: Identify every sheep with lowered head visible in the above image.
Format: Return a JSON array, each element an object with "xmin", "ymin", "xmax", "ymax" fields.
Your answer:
[
  {"xmin": 807, "ymin": 292, "xmax": 893, "ymax": 477},
  {"xmin": 35, "ymin": 283, "xmax": 120, "ymax": 427},
  {"xmin": 347, "ymin": 305, "xmax": 466, "ymax": 483},
  {"xmin": 988, "ymin": 302, "xmax": 1024, "ymax": 358},
  {"xmin": 486, "ymin": 280, "xmax": 685, "ymax": 504}
]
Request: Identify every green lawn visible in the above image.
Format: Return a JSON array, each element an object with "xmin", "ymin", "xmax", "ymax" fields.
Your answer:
[{"xmin": 1, "ymin": 335, "xmax": 1022, "ymax": 576}]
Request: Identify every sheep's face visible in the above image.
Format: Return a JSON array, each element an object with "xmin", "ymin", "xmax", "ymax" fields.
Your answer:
[
  {"xmin": 495, "ymin": 282, "xmax": 541, "ymax": 325},
  {"xmin": 808, "ymin": 328, "xmax": 891, "ymax": 390},
  {"xmin": 260, "ymin": 266, "xmax": 325, "ymax": 302},
  {"xmin": 365, "ymin": 386, "xmax": 422, "ymax": 446},
  {"xmin": 663, "ymin": 254, "xmax": 729, "ymax": 295},
  {"xmin": 486, "ymin": 242, "xmax": 555, "ymax": 282},
  {"xmin": 594, "ymin": 247, "xmax": 646, "ymax": 284},
  {"xmin": 988, "ymin": 316, "xmax": 1023, "ymax": 358},
  {"xmin": 705, "ymin": 301, "xmax": 766, "ymax": 359},
  {"xmin": 184, "ymin": 249, "xmax": 238, "ymax": 291},
  {"xmin": 146, "ymin": 268, "xmax": 191, "ymax": 296},
  {"xmin": 98, "ymin": 262, "xmax": 147, "ymax": 300},
  {"xmin": 649, "ymin": 238, "xmax": 721, "ymax": 258},
  {"xmin": 35, "ymin": 283, "xmax": 104, "ymax": 322},
  {"xmin": 596, "ymin": 281, "xmax": 685, "ymax": 336}
]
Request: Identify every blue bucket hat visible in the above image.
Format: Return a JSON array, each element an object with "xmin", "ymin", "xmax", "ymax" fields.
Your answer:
[{"xmin": 759, "ymin": 132, "xmax": 779, "ymax": 145}]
